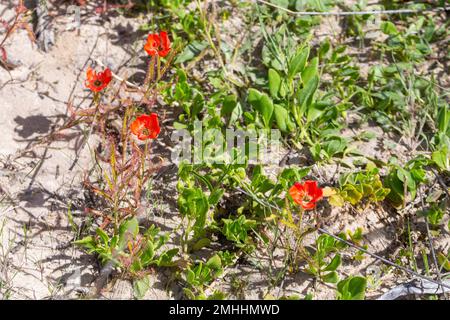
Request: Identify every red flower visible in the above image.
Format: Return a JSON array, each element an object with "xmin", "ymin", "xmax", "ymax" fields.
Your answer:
[
  {"xmin": 289, "ymin": 180, "xmax": 323, "ymax": 210},
  {"xmin": 130, "ymin": 114, "xmax": 161, "ymax": 140},
  {"xmin": 85, "ymin": 67, "xmax": 112, "ymax": 92},
  {"xmin": 144, "ymin": 31, "xmax": 171, "ymax": 57}
]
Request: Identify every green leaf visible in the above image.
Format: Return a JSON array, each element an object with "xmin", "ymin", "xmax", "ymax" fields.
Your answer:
[
  {"xmin": 329, "ymin": 194, "xmax": 345, "ymax": 207},
  {"xmin": 432, "ymin": 146, "xmax": 449, "ymax": 171},
  {"xmin": 73, "ymin": 235, "xmax": 95, "ymax": 250},
  {"xmin": 96, "ymin": 228, "xmax": 110, "ymax": 247},
  {"xmin": 157, "ymin": 248, "xmax": 179, "ymax": 267},
  {"xmin": 191, "ymin": 92, "xmax": 205, "ymax": 118},
  {"xmin": 288, "ymin": 47, "xmax": 310, "ymax": 79},
  {"xmin": 381, "ymin": 21, "xmax": 398, "ymax": 35},
  {"xmin": 337, "ymin": 276, "xmax": 367, "ymax": 300},
  {"xmin": 322, "ymin": 136, "xmax": 347, "ymax": 158},
  {"xmin": 318, "ymin": 38, "xmax": 331, "ymax": 59},
  {"xmin": 192, "ymin": 238, "xmax": 211, "ymax": 251},
  {"xmin": 437, "ymin": 106, "xmax": 449, "ymax": 134},
  {"xmin": 342, "ymin": 185, "xmax": 363, "ymax": 205},
  {"xmin": 437, "ymin": 253, "xmax": 450, "ymax": 272},
  {"xmin": 298, "ymin": 75, "xmax": 319, "ymax": 116},
  {"xmin": 248, "ymin": 88, "xmax": 262, "ymax": 106},
  {"xmin": 175, "ymin": 41, "xmax": 208, "ymax": 64},
  {"xmin": 141, "ymin": 240, "xmax": 155, "ymax": 266},
  {"xmin": 221, "ymin": 95, "xmax": 237, "ymax": 115},
  {"xmin": 322, "ymin": 271, "xmax": 339, "ymax": 283},
  {"xmin": 273, "ymin": 104, "xmax": 289, "ymax": 132},
  {"xmin": 301, "ymin": 57, "xmax": 319, "ymax": 85},
  {"xmin": 324, "ymin": 254, "xmax": 341, "ymax": 272},
  {"xmin": 206, "ymin": 254, "xmax": 222, "ymax": 271},
  {"xmin": 173, "ymin": 122, "xmax": 187, "ymax": 130},
  {"xmin": 179, "ymin": 187, "xmax": 209, "ymax": 237},
  {"xmin": 251, "ymin": 93, "xmax": 274, "ymax": 128},
  {"xmin": 268, "ymin": 68, "xmax": 281, "ymax": 98},
  {"xmin": 209, "ymin": 189, "xmax": 224, "ymax": 206},
  {"xmin": 221, "ymin": 95, "xmax": 242, "ymax": 126},
  {"xmin": 186, "ymin": 269, "xmax": 196, "ymax": 285},
  {"xmin": 270, "ymin": 0, "xmax": 289, "ymax": 8},
  {"xmin": 307, "ymin": 102, "xmax": 326, "ymax": 123},
  {"xmin": 133, "ymin": 275, "xmax": 151, "ymax": 300}
]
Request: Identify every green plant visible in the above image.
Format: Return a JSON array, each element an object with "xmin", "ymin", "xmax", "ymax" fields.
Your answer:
[
  {"xmin": 336, "ymin": 276, "xmax": 367, "ymax": 300},
  {"xmin": 183, "ymin": 254, "xmax": 224, "ymax": 299},
  {"xmin": 431, "ymin": 141, "xmax": 449, "ymax": 172},
  {"xmin": 74, "ymin": 218, "xmax": 178, "ymax": 271},
  {"xmin": 379, "ymin": 16, "xmax": 448, "ymax": 63},
  {"xmin": 246, "ymin": 44, "xmax": 351, "ymax": 161},
  {"xmin": 385, "ymin": 157, "xmax": 428, "ymax": 208},
  {"xmin": 437, "ymin": 251, "xmax": 450, "ymax": 272},
  {"xmin": 421, "ymin": 203, "xmax": 446, "ymax": 227},
  {"xmin": 329, "ymin": 164, "xmax": 390, "ymax": 208},
  {"xmin": 304, "ymin": 234, "xmax": 347, "ymax": 284},
  {"xmin": 221, "ymin": 215, "xmax": 257, "ymax": 248}
]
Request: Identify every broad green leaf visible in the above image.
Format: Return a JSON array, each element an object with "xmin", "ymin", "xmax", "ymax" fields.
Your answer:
[
  {"xmin": 298, "ymin": 75, "xmax": 319, "ymax": 115},
  {"xmin": 157, "ymin": 248, "xmax": 179, "ymax": 267},
  {"xmin": 307, "ymin": 102, "xmax": 326, "ymax": 122},
  {"xmin": 206, "ymin": 254, "xmax": 222, "ymax": 271},
  {"xmin": 268, "ymin": 68, "xmax": 281, "ymax": 98},
  {"xmin": 381, "ymin": 21, "xmax": 398, "ymax": 35},
  {"xmin": 141, "ymin": 240, "xmax": 155, "ymax": 266},
  {"xmin": 288, "ymin": 47, "xmax": 310, "ymax": 79},
  {"xmin": 273, "ymin": 104, "xmax": 289, "ymax": 132},
  {"xmin": 173, "ymin": 122, "xmax": 187, "ymax": 129},
  {"xmin": 301, "ymin": 57, "xmax": 319, "ymax": 85},
  {"xmin": 318, "ymin": 38, "xmax": 331, "ymax": 59},
  {"xmin": 248, "ymin": 88, "xmax": 262, "ymax": 106},
  {"xmin": 221, "ymin": 94, "xmax": 237, "ymax": 115},
  {"xmin": 324, "ymin": 254, "xmax": 341, "ymax": 272},
  {"xmin": 258, "ymin": 94, "xmax": 274, "ymax": 127},
  {"xmin": 437, "ymin": 106, "xmax": 449, "ymax": 134},
  {"xmin": 337, "ymin": 276, "xmax": 367, "ymax": 300},
  {"xmin": 322, "ymin": 271, "xmax": 339, "ymax": 283},
  {"xmin": 432, "ymin": 147, "xmax": 449, "ymax": 171},
  {"xmin": 222, "ymin": 95, "xmax": 242, "ymax": 125},
  {"xmin": 73, "ymin": 236, "xmax": 95, "ymax": 250},
  {"xmin": 133, "ymin": 275, "xmax": 151, "ymax": 300},
  {"xmin": 175, "ymin": 41, "xmax": 208, "ymax": 64}
]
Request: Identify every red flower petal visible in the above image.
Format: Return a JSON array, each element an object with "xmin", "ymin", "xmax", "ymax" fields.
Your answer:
[
  {"xmin": 85, "ymin": 67, "xmax": 112, "ymax": 92},
  {"xmin": 130, "ymin": 114, "xmax": 161, "ymax": 141},
  {"xmin": 289, "ymin": 180, "xmax": 323, "ymax": 210},
  {"xmin": 144, "ymin": 31, "xmax": 171, "ymax": 57}
]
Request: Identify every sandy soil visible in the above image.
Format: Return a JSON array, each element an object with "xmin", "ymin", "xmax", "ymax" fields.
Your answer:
[{"xmin": 0, "ymin": 1, "xmax": 448, "ymax": 300}]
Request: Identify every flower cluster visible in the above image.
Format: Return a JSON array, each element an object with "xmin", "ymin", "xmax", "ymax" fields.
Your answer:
[{"xmin": 84, "ymin": 31, "xmax": 171, "ymax": 141}]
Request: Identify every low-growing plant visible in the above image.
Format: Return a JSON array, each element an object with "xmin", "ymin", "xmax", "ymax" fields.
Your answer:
[
  {"xmin": 384, "ymin": 157, "xmax": 428, "ymax": 208},
  {"xmin": 183, "ymin": 254, "xmax": 225, "ymax": 299},
  {"xmin": 327, "ymin": 164, "xmax": 390, "ymax": 208},
  {"xmin": 304, "ymin": 234, "xmax": 346, "ymax": 284},
  {"xmin": 75, "ymin": 217, "xmax": 178, "ymax": 271},
  {"xmin": 336, "ymin": 275, "xmax": 367, "ymax": 300},
  {"xmin": 221, "ymin": 215, "xmax": 257, "ymax": 249}
]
